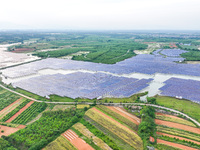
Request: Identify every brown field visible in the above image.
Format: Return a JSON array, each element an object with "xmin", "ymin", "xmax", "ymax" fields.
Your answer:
[
  {"xmin": 0, "ymin": 125, "xmax": 19, "ymax": 137},
  {"xmin": 0, "ymin": 97, "xmax": 23, "ymax": 119},
  {"xmin": 157, "ymin": 132, "xmax": 200, "ymax": 145},
  {"xmin": 155, "ymin": 119, "xmax": 200, "ymax": 134},
  {"xmin": 14, "ymin": 48, "xmax": 35, "ymax": 53},
  {"xmin": 157, "ymin": 139, "xmax": 198, "ymax": 150},
  {"xmin": 62, "ymin": 129, "xmax": 94, "ymax": 150},
  {"xmin": 107, "ymin": 106, "xmax": 141, "ymax": 125},
  {"xmin": 92, "ymin": 107, "xmax": 136, "ymax": 133},
  {"xmin": 6, "ymin": 101, "xmax": 34, "ymax": 123}
]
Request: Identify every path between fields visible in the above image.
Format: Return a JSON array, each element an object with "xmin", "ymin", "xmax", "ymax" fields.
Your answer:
[
  {"xmin": 157, "ymin": 132, "xmax": 200, "ymax": 145},
  {"xmin": 155, "ymin": 119, "xmax": 200, "ymax": 134},
  {"xmin": 6, "ymin": 101, "xmax": 34, "ymax": 123},
  {"xmin": 0, "ymin": 84, "xmax": 200, "ymax": 127},
  {"xmin": 62, "ymin": 129, "xmax": 94, "ymax": 150},
  {"xmin": 157, "ymin": 139, "xmax": 198, "ymax": 150},
  {"xmin": 0, "ymin": 97, "xmax": 23, "ymax": 119}
]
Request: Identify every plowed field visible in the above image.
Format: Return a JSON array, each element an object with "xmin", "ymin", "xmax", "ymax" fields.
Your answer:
[
  {"xmin": 0, "ymin": 125, "xmax": 19, "ymax": 137},
  {"xmin": 157, "ymin": 139, "xmax": 198, "ymax": 150},
  {"xmin": 6, "ymin": 101, "xmax": 34, "ymax": 123},
  {"xmin": 107, "ymin": 106, "xmax": 140, "ymax": 125},
  {"xmin": 157, "ymin": 132, "xmax": 200, "ymax": 145},
  {"xmin": 155, "ymin": 119, "xmax": 200, "ymax": 134},
  {"xmin": 62, "ymin": 129, "xmax": 94, "ymax": 150}
]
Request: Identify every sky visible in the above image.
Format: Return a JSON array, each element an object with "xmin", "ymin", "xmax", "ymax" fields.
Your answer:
[{"xmin": 1, "ymin": 0, "xmax": 200, "ymax": 30}]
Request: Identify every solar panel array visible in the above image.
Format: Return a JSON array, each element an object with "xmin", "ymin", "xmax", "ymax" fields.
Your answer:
[
  {"xmin": 3, "ymin": 51, "xmax": 199, "ymax": 78},
  {"xmin": 12, "ymin": 72, "xmax": 152, "ymax": 99},
  {"xmin": 160, "ymin": 77, "xmax": 200, "ymax": 102},
  {"xmin": 160, "ymin": 49, "xmax": 188, "ymax": 57}
]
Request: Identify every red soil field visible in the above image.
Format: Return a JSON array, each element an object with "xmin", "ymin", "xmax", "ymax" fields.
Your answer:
[
  {"xmin": 157, "ymin": 132, "xmax": 200, "ymax": 145},
  {"xmin": 107, "ymin": 106, "xmax": 140, "ymax": 125},
  {"xmin": 13, "ymin": 48, "xmax": 35, "ymax": 53},
  {"xmin": 92, "ymin": 107, "xmax": 137, "ymax": 134},
  {"xmin": 6, "ymin": 101, "xmax": 34, "ymax": 123},
  {"xmin": 155, "ymin": 119, "xmax": 200, "ymax": 134},
  {"xmin": 156, "ymin": 112, "xmax": 185, "ymax": 120},
  {"xmin": 62, "ymin": 129, "xmax": 94, "ymax": 150},
  {"xmin": 17, "ymin": 125, "xmax": 26, "ymax": 129},
  {"xmin": 0, "ymin": 97, "xmax": 23, "ymax": 119},
  {"xmin": 149, "ymin": 136, "xmax": 155, "ymax": 142},
  {"xmin": 0, "ymin": 125, "xmax": 19, "ymax": 137},
  {"xmin": 157, "ymin": 139, "xmax": 198, "ymax": 150}
]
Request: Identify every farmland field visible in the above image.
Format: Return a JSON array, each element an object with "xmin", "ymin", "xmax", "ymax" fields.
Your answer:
[
  {"xmin": 44, "ymin": 135, "xmax": 77, "ymax": 150},
  {"xmin": 155, "ymin": 113, "xmax": 196, "ymax": 127},
  {"xmin": 85, "ymin": 108, "xmax": 143, "ymax": 150}
]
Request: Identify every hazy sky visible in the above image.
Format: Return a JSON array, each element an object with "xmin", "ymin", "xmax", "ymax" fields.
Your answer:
[{"xmin": 1, "ymin": 0, "xmax": 200, "ymax": 30}]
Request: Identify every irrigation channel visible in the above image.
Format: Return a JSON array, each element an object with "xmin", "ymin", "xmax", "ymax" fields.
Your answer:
[{"xmin": 0, "ymin": 83, "xmax": 200, "ymax": 127}]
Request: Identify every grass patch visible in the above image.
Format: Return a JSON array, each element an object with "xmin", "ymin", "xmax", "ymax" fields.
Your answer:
[{"xmin": 155, "ymin": 96, "xmax": 200, "ymax": 123}]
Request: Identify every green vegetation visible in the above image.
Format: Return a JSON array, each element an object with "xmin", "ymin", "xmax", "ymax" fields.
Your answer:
[
  {"xmin": 155, "ymin": 96, "xmax": 200, "ymax": 122},
  {"xmin": 11, "ymin": 102, "xmax": 47, "ymax": 125},
  {"xmin": 3, "ymin": 108, "xmax": 86, "ymax": 150},
  {"xmin": 138, "ymin": 106, "xmax": 156, "ymax": 149},
  {"xmin": 0, "ymin": 89, "xmax": 21, "ymax": 111},
  {"xmin": 158, "ymin": 135, "xmax": 200, "ymax": 149},
  {"xmin": 80, "ymin": 118, "xmax": 120, "ymax": 150},
  {"xmin": 96, "ymin": 105, "xmax": 138, "ymax": 131},
  {"xmin": 44, "ymin": 135, "xmax": 77, "ymax": 150},
  {"xmin": 0, "ymin": 138, "xmax": 17, "ymax": 150},
  {"xmin": 157, "ymin": 125, "xmax": 200, "ymax": 142},
  {"xmin": 1, "ymin": 99, "xmax": 30, "ymax": 122},
  {"xmin": 71, "ymin": 127, "xmax": 102, "ymax": 150},
  {"xmin": 73, "ymin": 122, "xmax": 112, "ymax": 150},
  {"xmin": 85, "ymin": 108, "xmax": 143, "ymax": 150},
  {"xmin": 156, "ymin": 114, "xmax": 196, "ymax": 127},
  {"xmin": 156, "ymin": 143, "xmax": 182, "ymax": 150},
  {"xmin": 84, "ymin": 115, "xmax": 134, "ymax": 150}
]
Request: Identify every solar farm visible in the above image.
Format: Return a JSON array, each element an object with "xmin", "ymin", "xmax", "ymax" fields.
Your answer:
[
  {"xmin": 11, "ymin": 72, "xmax": 152, "ymax": 99},
  {"xmin": 1, "ymin": 49, "xmax": 200, "ymax": 101},
  {"xmin": 160, "ymin": 78, "xmax": 200, "ymax": 103}
]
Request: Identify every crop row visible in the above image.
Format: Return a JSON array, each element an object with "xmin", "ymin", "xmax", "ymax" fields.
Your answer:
[
  {"xmin": 12, "ymin": 102, "xmax": 47, "ymax": 124},
  {"xmin": 85, "ymin": 108, "xmax": 143, "ymax": 150},
  {"xmin": 73, "ymin": 123, "xmax": 112, "ymax": 150},
  {"xmin": 44, "ymin": 135, "xmax": 77, "ymax": 150},
  {"xmin": 0, "ymin": 92, "xmax": 21, "ymax": 111},
  {"xmin": 96, "ymin": 105, "xmax": 138, "ymax": 131},
  {"xmin": 1, "ymin": 99, "xmax": 30, "ymax": 122},
  {"xmin": 158, "ymin": 135, "xmax": 200, "ymax": 149},
  {"xmin": 156, "ymin": 114, "xmax": 196, "ymax": 127},
  {"xmin": 157, "ymin": 125, "xmax": 200, "ymax": 142}
]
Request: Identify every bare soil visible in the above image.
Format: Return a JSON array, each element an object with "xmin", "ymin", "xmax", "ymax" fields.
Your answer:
[
  {"xmin": 157, "ymin": 139, "xmax": 198, "ymax": 150},
  {"xmin": 62, "ymin": 129, "xmax": 94, "ymax": 150},
  {"xmin": 107, "ymin": 106, "xmax": 140, "ymax": 125},
  {"xmin": 0, "ymin": 125, "xmax": 19, "ymax": 137},
  {"xmin": 6, "ymin": 101, "xmax": 34, "ymax": 123},
  {"xmin": 157, "ymin": 132, "xmax": 200, "ymax": 145},
  {"xmin": 155, "ymin": 119, "xmax": 200, "ymax": 134}
]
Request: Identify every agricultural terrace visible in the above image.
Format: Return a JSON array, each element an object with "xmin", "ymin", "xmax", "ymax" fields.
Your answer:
[
  {"xmin": 155, "ymin": 111, "xmax": 200, "ymax": 149},
  {"xmin": 85, "ymin": 107, "xmax": 143, "ymax": 150}
]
